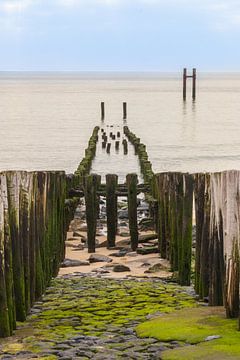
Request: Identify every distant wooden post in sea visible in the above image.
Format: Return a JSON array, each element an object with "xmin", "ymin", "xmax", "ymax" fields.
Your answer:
[
  {"xmin": 123, "ymin": 102, "xmax": 127, "ymax": 120},
  {"xmin": 101, "ymin": 102, "xmax": 105, "ymax": 121},
  {"xmin": 183, "ymin": 68, "xmax": 196, "ymax": 101}
]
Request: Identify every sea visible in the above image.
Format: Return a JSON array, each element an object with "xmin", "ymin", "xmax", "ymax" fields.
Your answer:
[{"xmin": 0, "ymin": 71, "xmax": 240, "ymax": 182}]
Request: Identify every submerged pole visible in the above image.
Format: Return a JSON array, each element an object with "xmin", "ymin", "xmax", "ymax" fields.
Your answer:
[
  {"xmin": 101, "ymin": 102, "xmax": 105, "ymax": 121},
  {"xmin": 192, "ymin": 68, "xmax": 196, "ymax": 101},
  {"xmin": 183, "ymin": 68, "xmax": 187, "ymax": 101},
  {"xmin": 123, "ymin": 102, "xmax": 127, "ymax": 120}
]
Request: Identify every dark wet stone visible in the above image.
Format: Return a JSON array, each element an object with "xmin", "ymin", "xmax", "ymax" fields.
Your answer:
[
  {"xmin": 76, "ymin": 350, "xmax": 93, "ymax": 358},
  {"xmin": 122, "ymin": 328, "xmax": 135, "ymax": 335},
  {"xmin": 118, "ymin": 210, "xmax": 128, "ymax": 219},
  {"xmin": 61, "ymin": 259, "xmax": 90, "ymax": 267},
  {"xmin": 144, "ymin": 263, "xmax": 167, "ymax": 273},
  {"xmin": 113, "ymin": 264, "xmax": 131, "ymax": 272},
  {"xmin": 137, "ymin": 247, "xmax": 159, "ymax": 255},
  {"xmin": 89, "ymin": 254, "xmax": 113, "ymax": 263},
  {"xmin": 54, "ymin": 344, "xmax": 72, "ymax": 350},
  {"xmin": 109, "ymin": 250, "xmax": 127, "ymax": 257}
]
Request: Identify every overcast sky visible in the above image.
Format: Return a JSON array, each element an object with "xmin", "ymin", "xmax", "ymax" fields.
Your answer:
[{"xmin": 0, "ymin": 0, "xmax": 240, "ymax": 71}]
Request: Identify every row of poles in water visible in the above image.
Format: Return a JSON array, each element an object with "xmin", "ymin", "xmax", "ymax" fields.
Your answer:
[
  {"xmin": 100, "ymin": 68, "xmax": 197, "ymax": 121},
  {"xmin": 101, "ymin": 101, "xmax": 127, "ymax": 121}
]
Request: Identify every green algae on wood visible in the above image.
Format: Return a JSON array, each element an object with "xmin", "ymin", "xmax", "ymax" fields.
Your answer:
[
  {"xmin": 126, "ymin": 173, "xmax": 138, "ymax": 251},
  {"xmin": 106, "ymin": 174, "xmax": 118, "ymax": 248}
]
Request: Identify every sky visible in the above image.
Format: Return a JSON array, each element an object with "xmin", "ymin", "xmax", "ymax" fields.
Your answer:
[{"xmin": 0, "ymin": 0, "xmax": 240, "ymax": 71}]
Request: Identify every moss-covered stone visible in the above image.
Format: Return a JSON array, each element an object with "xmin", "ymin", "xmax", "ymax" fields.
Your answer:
[{"xmin": 136, "ymin": 307, "xmax": 240, "ymax": 359}]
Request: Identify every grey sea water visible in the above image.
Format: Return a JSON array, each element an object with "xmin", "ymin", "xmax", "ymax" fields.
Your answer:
[{"xmin": 0, "ymin": 72, "xmax": 240, "ymax": 181}]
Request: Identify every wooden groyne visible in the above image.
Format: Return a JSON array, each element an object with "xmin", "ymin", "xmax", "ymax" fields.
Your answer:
[
  {"xmin": 0, "ymin": 171, "xmax": 66, "ymax": 337},
  {"xmin": 1, "ymin": 125, "xmax": 240, "ymax": 339}
]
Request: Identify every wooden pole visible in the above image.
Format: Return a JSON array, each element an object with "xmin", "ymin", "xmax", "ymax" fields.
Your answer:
[
  {"xmin": 178, "ymin": 174, "xmax": 193, "ymax": 286},
  {"xmin": 106, "ymin": 174, "xmax": 118, "ymax": 248},
  {"xmin": 183, "ymin": 68, "xmax": 187, "ymax": 101},
  {"xmin": 6, "ymin": 172, "xmax": 26, "ymax": 322},
  {"xmin": 101, "ymin": 102, "xmax": 105, "ymax": 121},
  {"xmin": 0, "ymin": 177, "xmax": 10, "ymax": 337},
  {"xmin": 85, "ymin": 174, "xmax": 98, "ymax": 253},
  {"xmin": 123, "ymin": 102, "xmax": 127, "ymax": 120},
  {"xmin": 123, "ymin": 139, "xmax": 128, "ymax": 155},
  {"xmin": 127, "ymin": 174, "xmax": 138, "ymax": 251},
  {"xmin": 106, "ymin": 143, "xmax": 111, "ymax": 154},
  {"xmin": 192, "ymin": 68, "xmax": 196, "ymax": 101}
]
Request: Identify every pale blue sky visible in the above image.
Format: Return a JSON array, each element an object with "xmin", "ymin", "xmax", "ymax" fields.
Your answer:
[{"xmin": 0, "ymin": 0, "xmax": 240, "ymax": 71}]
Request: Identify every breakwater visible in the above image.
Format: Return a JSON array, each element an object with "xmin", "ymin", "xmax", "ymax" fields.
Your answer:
[
  {"xmin": 1, "ymin": 125, "xmax": 240, "ymax": 341},
  {"xmin": 0, "ymin": 171, "xmax": 66, "ymax": 337}
]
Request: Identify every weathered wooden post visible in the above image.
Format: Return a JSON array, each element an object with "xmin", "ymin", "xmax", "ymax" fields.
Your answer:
[
  {"xmin": 178, "ymin": 174, "xmax": 194, "ymax": 286},
  {"xmin": 183, "ymin": 68, "xmax": 197, "ymax": 101},
  {"xmin": 2, "ymin": 174, "xmax": 15, "ymax": 334},
  {"xmin": 123, "ymin": 102, "xmax": 127, "ymax": 120},
  {"xmin": 85, "ymin": 174, "xmax": 99, "ymax": 253},
  {"xmin": 101, "ymin": 102, "xmax": 105, "ymax": 121},
  {"xmin": 123, "ymin": 139, "xmax": 128, "ymax": 155},
  {"xmin": 0, "ymin": 179, "xmax": 10, "ymax": 337},
  {"xmin": 192, "ymin": 68, "xmax": 196, "ymax": 101},
  {"xmin": 127, "ymin": 174, "xmax": 138, "ymax": 251},
  {"xmin": 106, "ymin": 143, "xmax": 111, "ymax": 154},
  {"xmin": 7, "ymin": 172, "xmax": 26, "ymax": 322},
  {"xmin": 115, "ymin": 141, "xmax": 120, "ymax": 151},
  {"xmin": 106, "ymin": 174, "xmax": 118, "ymax": 248},
  {"xmin": 183, "ymin": 68, "xmax": 187, "ymax": 101}
]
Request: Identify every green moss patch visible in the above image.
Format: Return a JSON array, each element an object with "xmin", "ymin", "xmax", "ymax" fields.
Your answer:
[
  {"xmin": 136, "ymin": 307, "xmax": 240, "ymax": 359},
  {"xmin": 0, "ymin": 276, "xmax": 195, "ymax": 355}
]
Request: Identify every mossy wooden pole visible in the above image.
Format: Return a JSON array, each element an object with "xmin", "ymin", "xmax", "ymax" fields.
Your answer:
[
  {"xmin": 123, "ymin": 102, "xmax": 127, "ymax": 120},
  {"xmin": 0, "ymin": 177, "xmax": 10, "ymax": 337},
  {"xmin": 85, "ymin": 174, "xmax": 98, "ymax": 253},
  {"xmin": 194, "ymin": 174, "xmax": 205, "ymax": 295},
  {"xmin": 127, "ymin": 173, "xmax": 138, "ymax": 251},
  {"xmin": 101, "ymin": 102, "xmax": 105, "ymax": 121},
  {"xmin": 19, "ymin": 173, "xmax": 31, "ymax": 313},
  {"xmin": 178, "ymin": 174, "xmax": 193, "ymax": 286},
  {"xmin": 209, "ymin": 210, "xmax": 224, "ymax": 306},
  {"xmin": 6, "ymin": 172, "xmax": 26, "ymax": 322},
  {"xmin": 226, "ymin": 243, "xmax": 240, "ymax": 318},
  {"xmin": 29, "ymin": 173, "xmax": 36, "ymax": 306},
  {"xmin": 106, "ymin": 174, "xmax": 118, "ymax": 248},
  {"xmin": 2, "ymin": 174, "xmax": 15, "ymax": 333}
]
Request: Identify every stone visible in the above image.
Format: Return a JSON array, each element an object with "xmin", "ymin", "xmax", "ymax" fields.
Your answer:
[
  {"xmin": 89, "ymin": 254, "xmax": 113, "ymax": 263},
  {"xmin": 109, "ymin": 250, "xmax": 127, "ymax": 257},
  {"xmin": 127, "ymin": 252, "xmax": 138, "ymax": 257},
  {"xmin": 137, "ymin": 247, "xmax": 159, "ymax": 255},
  {"xmin": 123, "ymin": 328, "xmax": 135, "ymax": 335},
  {"xmin": 113, "ymin": 264, "xmax": 131, "ymax": 272},
  {"xmin": 61, "ymin": 259, "xmax": 90, "ymax": 267},
  {"xmin": 118, "ymin": 210, "xmax": 128, "ymax": 219},
  {"xmin": 141, "ymin": 262, "xmax": 151, "ymax": 267},
  {"xmin": 79, "ymin": 224, "xmax": 88, "ymax": 231},
  {"xmin": 144, "ymin": 263, "xmax": 168, "ymax": 273},
  {"xmin": 138, "ymin": 233, "xmax": 158, "ymax": 243},
  {"xmin": 205, "ymin": 335, "xmax": 221, "ymax": 341},
  {"xmin": 118, "ymin": 232, "xmax": 130, "ymax": 237}
]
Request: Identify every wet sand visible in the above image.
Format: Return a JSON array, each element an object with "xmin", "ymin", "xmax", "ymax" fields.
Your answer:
[{"xmin": 59, "ymin": 230, "xmax": 172, "ymax": 279}]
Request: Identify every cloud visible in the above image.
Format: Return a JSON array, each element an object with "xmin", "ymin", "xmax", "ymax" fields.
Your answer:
[{"xmin": 0, "ymin": 0, "xmax": 35, "ymax": 14}]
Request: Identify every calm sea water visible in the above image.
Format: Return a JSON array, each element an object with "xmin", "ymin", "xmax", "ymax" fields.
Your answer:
[{"xmin": 0, "ymin": 72, "xmax": 240, "ymax": 181}]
